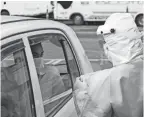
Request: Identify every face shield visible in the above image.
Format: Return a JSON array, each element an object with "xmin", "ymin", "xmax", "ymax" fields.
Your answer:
[
  {"xmin": 97, "ymin": 25, "xmax": 115, "ymax": 63},
  {"xmin": 97, "ymin": 13, "xmax": 143, "ymax": 66}
]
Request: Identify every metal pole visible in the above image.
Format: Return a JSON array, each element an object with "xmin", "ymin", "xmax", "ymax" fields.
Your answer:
[
  {"xmin": 46, "ymin": 5, "xmax": 49, "ymax": 19},
  {"xmin": 126, "ymin": 6, "xmax": 129, "ymax": 13}
]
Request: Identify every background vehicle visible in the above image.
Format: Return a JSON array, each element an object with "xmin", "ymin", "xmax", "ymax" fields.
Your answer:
[
  {"xmin": 1, "ymin": 16, "xmax": 93, "ymax": 117},
  {"xmin": 1, "ymin": 1, "xmax": 143, "ymax": 26},
  {"xmin": 127, "ymin": 1, "xmax": 143, "ymax": 27},
  {"xmin": 1, "ymin": 1, "xmax": 53, "ymax": 17},
  {"xmin": 134, "ymin": 10, "xmax": 143, "ymax": 27},
  {"xmin": 52, "ymin": 1, "xmax": 143, "ymax": 25}
]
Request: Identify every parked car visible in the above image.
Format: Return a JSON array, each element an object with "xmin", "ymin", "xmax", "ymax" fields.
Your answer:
[{"xmin": 1, "ymin": 16, "xmax": 93, "ymax": 117}]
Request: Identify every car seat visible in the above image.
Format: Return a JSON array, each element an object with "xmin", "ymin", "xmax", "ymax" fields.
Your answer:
[{"xmin": 39, "ymin": 64, "xmax": 66, "ymax": 100}]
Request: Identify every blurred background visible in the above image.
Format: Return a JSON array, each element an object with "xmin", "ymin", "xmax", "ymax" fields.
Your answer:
[{"xmin": 1, "ymin": 1, "xmax": 143, "ymax": 71}]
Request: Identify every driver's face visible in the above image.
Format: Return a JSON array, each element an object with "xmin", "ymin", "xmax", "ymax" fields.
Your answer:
[
  {"xmin": 31, "ymin": 44, "xmax": 44, "ymax": 58},
  {"xmin": 33, "ymin": 50, "xmax": 44, "ymax": 58}
]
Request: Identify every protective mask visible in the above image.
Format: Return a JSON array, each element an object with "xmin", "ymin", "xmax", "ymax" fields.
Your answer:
[
  {"xmin": 34, "ymin": 58, "xmax": 45, "ymax": 75},
  {"xmin": 34, "ymin": 58, "xmax": 44, "ymax": 67},
  {"xmin": 103, "ymin": 43, "xmax": 112, "ymax": 62},
  {"xmin": 103, "ymin": 39, "xmax": 131, "ymax": 66},
  {"xmin": 103, "ymin": 32, "xmax": 143, "ymax": 66}
]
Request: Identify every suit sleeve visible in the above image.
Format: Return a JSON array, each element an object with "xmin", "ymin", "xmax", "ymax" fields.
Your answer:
[{"xmin": 80, "ymin": 75, "xmax": 112, "ymax": 117}]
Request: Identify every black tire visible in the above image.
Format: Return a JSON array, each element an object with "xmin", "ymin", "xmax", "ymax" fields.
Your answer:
[
  {"xmin": 73, "ymin": 14, "xmax": 84, "ymax": 25},
  {"xmin": 1, "ymin": 10, "xmax": 10, "ymax": 15},
  {"xmin": 135, "ymin": 14, "xmax": 143, "ymax": 27}
]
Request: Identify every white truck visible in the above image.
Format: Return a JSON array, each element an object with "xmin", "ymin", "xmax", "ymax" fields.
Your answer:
[
  {"xmin": 1, "ymin": 1, "xmax": 53, "ymax": 17},
  {"xmin": 52, "ymin": 1, "xmax": 143, "ymax": 26},
  {"xmin": 1, "ymin": 1, "xmax": 143, "ymax": 26}
]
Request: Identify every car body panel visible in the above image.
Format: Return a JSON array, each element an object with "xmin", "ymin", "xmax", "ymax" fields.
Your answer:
[
  {"xmin": 1, "ymin": 16, "xmax": 93, "ymax": 117},
  {"xmin": 1, "ymin": 1, "xmax": 53, "ymax": 16}
]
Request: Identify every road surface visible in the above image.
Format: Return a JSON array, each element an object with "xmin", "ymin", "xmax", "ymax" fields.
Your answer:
[
  {"xmin": 70, "ymin": 25, "xmax": 143, "ymax": 71},
  {"xmin": 70, "ymin": 25, "xmax": 113, "ymax": 71}
]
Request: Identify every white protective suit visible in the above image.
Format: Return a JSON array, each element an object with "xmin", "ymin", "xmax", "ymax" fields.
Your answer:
[{"xmin": 74, "ymin": 13, "xmax": 143, "ymax": 117}]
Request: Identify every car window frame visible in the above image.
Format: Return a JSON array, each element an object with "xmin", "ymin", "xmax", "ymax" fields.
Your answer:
[
  {"xmin": 2, "ymin": 28, "xmax": 83, "ymax": 75},
  {"xmin": 24, "ymin": 29, "xmax": 82, "ymax": 79},
  {"xmin": 23, "ymin": 29, "xmax": 81, "ymax": 117},
  {"xmin": 1, "ymin": 37, "xmax": 37, "ymax": 117},
  {"xmin": 1, "ymin": 39, "xmax": 24, "ymax": 60}
]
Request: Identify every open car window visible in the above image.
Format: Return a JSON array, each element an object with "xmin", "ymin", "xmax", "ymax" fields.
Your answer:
[{"xmin": 28, "ymin": 33, "xmax": 80, "ymax": 116}]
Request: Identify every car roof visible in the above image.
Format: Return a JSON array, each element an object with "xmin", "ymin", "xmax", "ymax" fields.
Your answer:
[
  {"xmin": 1, "ymin": 15, "xmax": 39, "ymax": 24},
  {"xmin": 1, "ymin": 16, "xmax": 73, "ymax": 39},
  {"xmin": 1, "ymin": 16, "xmax": 94, "ymax": 74}
]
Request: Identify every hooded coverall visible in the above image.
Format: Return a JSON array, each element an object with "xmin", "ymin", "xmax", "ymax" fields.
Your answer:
[{"xmin": 74, "ymin": 13, "xmax": 143, "ymax": 117}]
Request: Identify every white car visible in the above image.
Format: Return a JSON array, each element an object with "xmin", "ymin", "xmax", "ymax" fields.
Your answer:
[{"xmin": 1, "ymin": 16, "xmax": 93, "ymax": 117}]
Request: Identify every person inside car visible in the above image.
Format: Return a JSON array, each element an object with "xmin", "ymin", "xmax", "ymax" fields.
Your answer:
[{"xmin": 31, "ymin": 43, "xmax": 66, "ymax": 99}]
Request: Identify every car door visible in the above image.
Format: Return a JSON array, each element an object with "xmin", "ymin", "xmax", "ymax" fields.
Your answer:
[
  {"xmin": 23, "ymin": 29, "xmax": 81, "ymax": 117},
  {"xmin": 1, "ymin": 36, "xmax": 38, "ymax": 117},
  {"xmin": 23, "ymin": 2, "xmax": 48, "ymax": 15}
]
